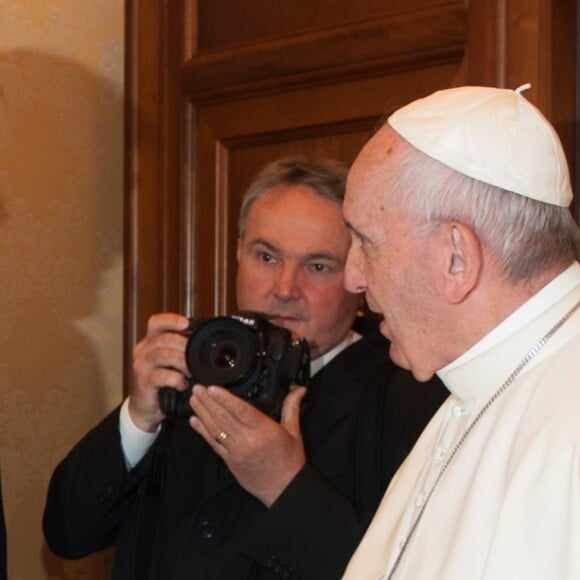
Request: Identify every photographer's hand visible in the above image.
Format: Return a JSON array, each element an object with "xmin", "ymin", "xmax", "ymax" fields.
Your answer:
[
  {"xmin": 130, "ymin": 313, "xmax": 190, "ymax": 432},
  {"xmin": 189, "ymin": 384, "xmax": 307, "ymax": 507}
]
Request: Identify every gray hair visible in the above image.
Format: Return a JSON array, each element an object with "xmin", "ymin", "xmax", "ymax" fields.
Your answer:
[
  {"xmin": 238, "ymin": 156, "xmax": 348, "ymax": 236},
  {"xmin": 389, "ymin": 137, "xmax": 580, "ymax": 282}
]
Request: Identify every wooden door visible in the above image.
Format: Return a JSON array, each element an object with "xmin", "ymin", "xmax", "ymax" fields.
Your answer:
[{"xmin": 124, "ymin": 0, "xmax": 578, "ymax": 387}]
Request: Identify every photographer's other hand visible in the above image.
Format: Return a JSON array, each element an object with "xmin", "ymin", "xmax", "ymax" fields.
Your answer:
[
  {"xmin": 130, "ymin": 312, "xmax": 190, "ymax": 432},
  {"xmin": 189, "ymin": 384, "xmax": 307, "ymax": 507}
]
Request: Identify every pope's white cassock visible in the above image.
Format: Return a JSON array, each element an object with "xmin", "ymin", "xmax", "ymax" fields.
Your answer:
[{"xmin": 342, "ymin": 261, "xmax": 580, "ymax": 580}]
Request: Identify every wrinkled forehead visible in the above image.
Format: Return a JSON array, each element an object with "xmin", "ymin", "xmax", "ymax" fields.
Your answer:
[{"xmin": 345, "ymin": 125, "xmax": 404, "ymax": 217}]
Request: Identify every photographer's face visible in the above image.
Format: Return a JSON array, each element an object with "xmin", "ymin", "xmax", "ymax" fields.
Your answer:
[{"xmin": 236, "ymin": 184, "xmax": 360, "ymax": 358}]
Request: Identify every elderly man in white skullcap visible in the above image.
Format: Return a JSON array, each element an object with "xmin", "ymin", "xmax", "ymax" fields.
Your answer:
[{"xmin": 342, "ymin": 85, "xmax": 580, "ymax": 580}]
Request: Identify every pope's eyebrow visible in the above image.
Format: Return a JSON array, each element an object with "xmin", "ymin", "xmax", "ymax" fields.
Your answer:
[{"xmin": 344, "ymin": 220, "xmax": 370, "ymax": 244}]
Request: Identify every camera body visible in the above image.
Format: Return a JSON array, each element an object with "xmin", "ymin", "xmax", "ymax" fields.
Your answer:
[{"xmin": 158, "ymin": 311, "xmax": 310, "ymax": 419}]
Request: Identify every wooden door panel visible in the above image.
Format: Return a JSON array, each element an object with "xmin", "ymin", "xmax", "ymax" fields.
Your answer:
[
  {"xmin": 197, "ymin": 0, "xmax": 450, "ymax": 51},
  {"xmin": 193, "ymin": 63, "xmax": 461, "ymax": 138},
  {"xmin": 184, "ymin": 2, "xmax": 466, "ymax": 103}
]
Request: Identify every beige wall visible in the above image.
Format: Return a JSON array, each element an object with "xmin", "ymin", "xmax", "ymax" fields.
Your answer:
[{"xmin": 0, "ymin": 1, "xmax": 124, "ymax": 578}]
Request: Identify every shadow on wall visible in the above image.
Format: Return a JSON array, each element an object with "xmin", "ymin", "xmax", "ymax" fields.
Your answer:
[{"xmin": 0, "ymin": 50, "xmax": 122, "ymax": 579}]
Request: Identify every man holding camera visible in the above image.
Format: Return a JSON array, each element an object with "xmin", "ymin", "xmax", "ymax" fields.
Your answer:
[{"xmin": 43, "ymin": 157, "xmax": 447, "ymax": 579}]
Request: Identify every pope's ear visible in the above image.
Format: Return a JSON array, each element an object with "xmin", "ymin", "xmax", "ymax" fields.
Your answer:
[
  {"xmin": 436, "ymin": 222, "xmax": 482, "ymax": 304},
  {"xmin": 236, "ymin": 237, "xmax": 243, "ymax": 263}
]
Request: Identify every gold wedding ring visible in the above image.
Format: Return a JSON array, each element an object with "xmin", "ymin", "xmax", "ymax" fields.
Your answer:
[{"xmin": 215, "ymin": 430, "xmax": 228, "ymax": 444}]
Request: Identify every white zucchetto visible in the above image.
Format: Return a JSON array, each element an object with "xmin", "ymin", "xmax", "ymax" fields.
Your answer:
[{"xmin": 388, "ymin": 85, "xmax": 573, "ymax": 207}]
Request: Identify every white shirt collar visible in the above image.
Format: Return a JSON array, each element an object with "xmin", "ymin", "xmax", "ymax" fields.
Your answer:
[{"xmin": 310, "ymin": 329, "xmax": 362, "ymax": 377}]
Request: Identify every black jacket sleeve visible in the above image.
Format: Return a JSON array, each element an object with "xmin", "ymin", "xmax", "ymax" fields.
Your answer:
[
  {"xmin": 240, "ymin": 465, "xmax": 371, "ymax": 580},
  {"xmin": 42, "ymin": 406, "xmax": 155, "ymax": 559}
]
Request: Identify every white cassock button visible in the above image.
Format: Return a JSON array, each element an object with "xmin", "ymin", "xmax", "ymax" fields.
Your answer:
[{"xmin": 433, "ymin": 446, "xmax": 446, "ymax": 461}]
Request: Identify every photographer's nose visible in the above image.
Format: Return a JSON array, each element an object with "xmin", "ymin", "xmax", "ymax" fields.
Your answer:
[{"xmin": 273, "ymin": 266, "xmax": 301, "ymax": 301}]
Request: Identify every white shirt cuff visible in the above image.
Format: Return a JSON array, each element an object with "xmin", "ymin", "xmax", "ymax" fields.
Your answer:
[{"xmin": 119, "ymin": 397, "xmax": 161, "ymax": 469}]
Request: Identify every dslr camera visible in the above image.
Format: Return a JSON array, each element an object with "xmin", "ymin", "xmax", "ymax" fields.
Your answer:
[{"xmin": 158, "ymin": 311, "xmax": 310, "ymax": 419}]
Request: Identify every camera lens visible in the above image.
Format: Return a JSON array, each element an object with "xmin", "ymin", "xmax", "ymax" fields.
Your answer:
[
  {"xmin": 210, "ymin": 342, "xmax": 238, "ymax": 369},
  {"xmin": 185, "ymin": 317, "xmax": 262, "ymax": 387}
]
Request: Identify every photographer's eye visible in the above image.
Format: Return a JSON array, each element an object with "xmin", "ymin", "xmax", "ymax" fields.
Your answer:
[
  {"xmin": 309, "ymin": 262, "xmax": 332, "ymax": 274},
  {"xmin": 258, "ymin": 251, "xmax": 276, "ymax": 264}
]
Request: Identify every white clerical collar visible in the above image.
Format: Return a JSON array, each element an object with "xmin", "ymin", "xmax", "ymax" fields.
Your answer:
[
  {"xmin": 439, "ymin": 261, "xmax": 580, "ymax": 381},
  {"xmin": 310, "ymin": 329, "xmax": 362, "ymax": 377}
]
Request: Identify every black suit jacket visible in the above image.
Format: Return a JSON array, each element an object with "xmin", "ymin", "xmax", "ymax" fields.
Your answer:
[{"xmin": 43, "ymin": 326, "xmax": 448, "ymax": 579}]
